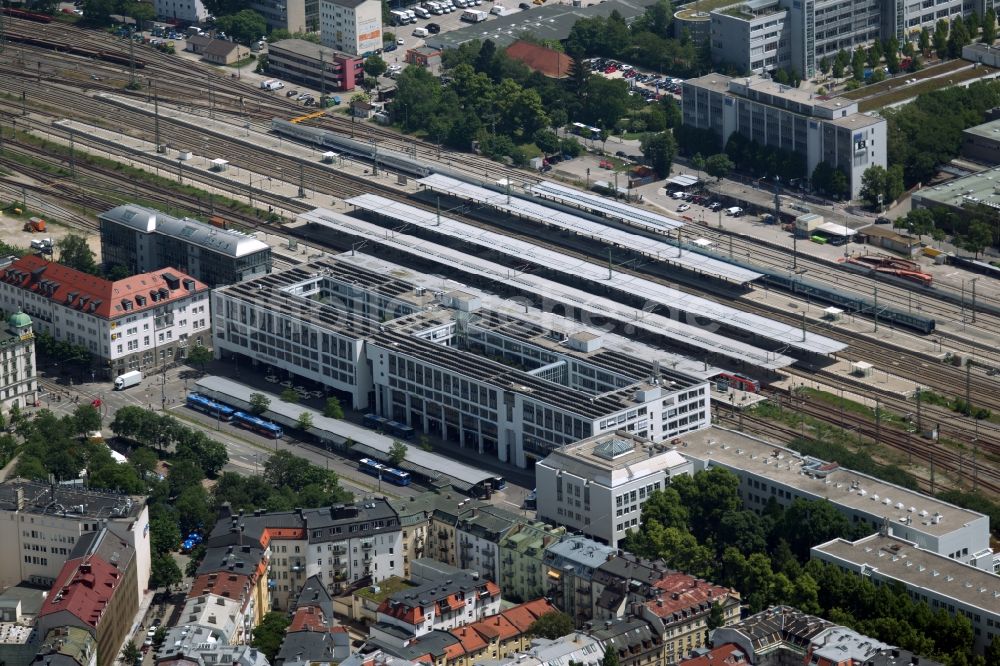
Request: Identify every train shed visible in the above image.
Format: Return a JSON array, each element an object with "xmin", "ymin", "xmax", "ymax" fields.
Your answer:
[
  {"xmin": 193, "ymin": 376, "xmax": 499, "ymax": 495},
  {"xmin": 417, "ymin": 174, "xmax": 762, "ymax": 287},
  {"xmin": 527, "ymin": 179, "xmax": 684, "ymax": 232}
]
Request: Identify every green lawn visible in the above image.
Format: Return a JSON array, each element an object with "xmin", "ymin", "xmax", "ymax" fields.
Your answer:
[{"xmin": 354, "ymin": 576, "xmax": 413, "ymax": 602}]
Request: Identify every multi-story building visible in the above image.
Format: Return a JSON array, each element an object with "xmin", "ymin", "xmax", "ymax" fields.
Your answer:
[
  {"xmin": 678, "ymin": 427, "xmax": 996, "ymax": 571},
  {"xmin": 590, "ymin": 617, "xmax": 666, "ymax": 666},
  {"xmin": 155, "ymin": 626, "xmax": 271, "ymax": 666},
  {"xmin": 36, "ymin": 529, "xmax": 139, "ymax": 666},
  {"xmin": 319, "ymin": 0, "xmax": 382, "ymax": 56},
  {"xmin": 455, "ymin": 506, "xmax": 519, "ymax": 584},
  {"xmin": 153, "ymin": 0, "xmax": 209, "ymax": 24},
  {"xmin": 99, "ymin": 205, "xmax": 271, "ymax": 289},
  {"xmin": 543, "ymin": 536, "xmax": 618, "ymax": 625},
  {"xmin": 486, "ymin": 633, "xmax": 607, "ymax": 666},
  {"xmin": 682, "ymin": 73, "xmax": 886, "ymax": 199},
  {"xmin": 0, "ymin": 311, "xmax": 37, "ymax": 412},
  {"xmin": 0, "ymin": 256, "xmax": 210, "ymax": 378},
  {"xmin": 212, "ymin": 256, "xmax": 711, "ymax": 469},
  {"xmin": 372, "ymin": 571, "xmax": 501, "ymax": 643},
  {"xmin": 267, "ymin": 39, "xmax": 365, "ymax": 93},
  {"xmin": 812, "ymin": 533, "xmax": 1000, "ymax": 654},
  {"xmin": 536, "ymin": 431, "xmax": 693, "ymax": 547},
  {"xmin": 498, "ymin": 522, "xmax": 566, "ymax": 604},
  {"xmin": 186, "ymin": 571, "xmax": 265, "ymax": 645},
  {"xmin": 247, "ymin": 0, "xmax": 311, "ymax": 33},
  {"xmin": 206, "ymin": 502, "xmax": 403, "ymax": 609},
  {"xmin": 709, "ymin": 0, "xmax": 968, "ymax": 78},
  {"xmin": 275, "ymin": 575, "xmax": 351, "ymax": 666},
  {"xmin": 31, "ymin": 626, "xmax": 97, "ymax": 666},
  {"xmin": 0, "ymin": 480, "xmax": 149, "ymax": 594},
  {"xmin": 389, "ymin": 491, "xmax": 472, "ymax": 579},
  {"xmin": 642, "ymin": 572, "xmax": 741, "ymax": 662}
]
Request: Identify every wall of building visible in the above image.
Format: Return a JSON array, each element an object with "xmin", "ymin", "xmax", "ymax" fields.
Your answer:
[
  {"xmin": 320, "ymin": 0, "xmax": 382, "ymax": 56},
  {"xmin": 153, "ymin": 0, "xmax": 209, "ymax": 23}
]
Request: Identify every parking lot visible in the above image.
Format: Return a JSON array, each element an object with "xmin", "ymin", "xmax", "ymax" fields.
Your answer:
[{"xmin": 586, "ymin": 57, "xmax": 684, "ymax": 103}]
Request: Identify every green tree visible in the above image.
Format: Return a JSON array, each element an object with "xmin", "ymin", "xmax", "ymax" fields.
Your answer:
[
  {"xmin": 73, "ymin": 405, "xmax": 102, "ymax": 436},
  {"xmin": 984, "ymin": 8, "xmax": 997, "ymax": 44},
  {"xmin": 280, "ymin": 387, "xmax": 300, "ymax": 403},
  {"xmin": 57, "ymin": 234, "xmax": 98, "ymax": 275},
  {"xmin": 528, "ymin": 611, "xmax": 574, "ymax": 639},
  {"xmin": 175, "ymin": 486, "xmax": 214, "ymax": 534},
  {"xmin": 602, "ymin": 642, "xmax": 620, "ymax": 666},
  {"xmin": 886, "ymin": 164, "xmax": 905, "ymax": 202},
  {"xmin": 215, "ymin": 9, "xmax": 267, "ymax": 45},
  {"xmin": 962, "ymin": 220, "xmax": 993, "ymax": 257},
  {"xmin": 297, "ymin": 412, "xmax": 314, "ymax": 432},
  {"xmin": 252, "ymin": 612, "xmax": 291, "ymax": 663},
  {"xmin": 934, "ymin": 19, "xmax": 949, "ymax": 59},
  {"xmin": 833, "ymin": 48, "xmax": 849, "ymax": 77},
  {"xmin": 919, "ymin": 27, "xmax": 932, "ymax": 53},
  {"xmin": 186, "ymin": 344, "xmax": 212, "ymax": 372},
  {"xmin": 323, "ymin": 397, "xmax": 344, "ymax": 419},
  {"xmin": 150, "ymin": 552, "xmax": 182, "ymax": 589},
  {"xmin": 533, "ymin": 129, "xmax": 561, "ymax": 155},
  {"xmin": 640, "ymin": 132, "xmax": 677, "ymax": 177},
  {"xmin": 364, "ymin": 54, "xmax": 388, "ymax": 79},
  {"xmin": 123, "ymin": 641, "xmax": 141, "ymax": 666},
  {"xmin": 707, "ymin": 601, "xmax": 726, "ymax": 630},
  {"xmin": 150, "ymin": 514, "xmax": 181, "ymax": 554},
  {"xmin": 175, "ymin": 432, "xmax": 228, "ymax": 477},
  {"xmin": 249, "ymin": 393, "xmax": 270, "ymax": 415},
  {"xmin": 704, "ymin": 153, "xmax": 734, "ymax": 181},
  {"xmin": 860, "ymin": 165, "xmax": 889, "ymax": 210},
  {"xmin": 819, "ymin": 55, "xmax": 830, "ymax": 74},
  {"xmin": 168, "ymin": 459, "xmax": 204, "ymax": 498},
  {"xmin": 389, "ymin": 440, "xmax": 407, "ymax": 466}
]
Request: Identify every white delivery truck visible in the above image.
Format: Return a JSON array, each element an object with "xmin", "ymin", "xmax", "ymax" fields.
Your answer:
[
  {"xmin": 413, "ymin": 26, "xmax": 429, "ymax": 36},
  {"xmin": 414, "ymin": 6, "xmax": 430, "ymax": 17},
  {"xmin": 462, "ymin": 8, "xmax": 487, "ymax": 20},
  {"xmin": 405, "ymin": 9, "xmax": 417, "ymax": 21},
  {"xmin": 114, "ymin": 370, "xmax": 142, "ymax": 391}
]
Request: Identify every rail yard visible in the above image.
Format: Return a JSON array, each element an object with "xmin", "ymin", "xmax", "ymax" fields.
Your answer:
[{"xmin": 0, "ymin": 15, "xmax": 999, "ymax": 507}]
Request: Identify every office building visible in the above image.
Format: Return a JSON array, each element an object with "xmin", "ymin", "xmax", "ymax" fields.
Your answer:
[
  {"xmin": 960, "ymin": 117, "xmax": 1000, "ymax": 164},
  {"xmin": 319, "ymin": 0, "xmax": 382, "ymax": 56},
  {"xmin": 267, "ymin": 39, "xmax": 365, "ymax": 93},
  {"xmin": 536, "ymin": 431, "xmax": 693, "ymax": 547},
  {"xmin": 0, "ymin": 311, "xmax": 37, "ymax": 412},
  {"xmin": 36, "ymin": 530, "xmax": 140, "ymax": 666},
  {"xmin": 812, "ymin": 533, "xmax": 1000, "ymax": 654},
  {"xmin": 205, "ymin": 502, "xmax": 403, "ymax": 609},
  {"xmin": 99, "ymin": 205, "xmax": 271, "ymax": 289},
  {"xmin": 153, "ymin": 0, "xmax": 209, "ymax": 24},
  {"xmin": 708, "ymin": 0, "xmax": 968, "ymax": 78},
  {"xmin": 212, "ymin": 255, "xmax": 711, "ymax": 469},
  {"xmin": 0, "ymin": 256, "xmax": 210, "ymax": 378},
  {"xmin": 246, "ymin": 0, "xmax": 311, "ymax": 33},
  {"xmin": 910, "ymin": 164, "xmax": 1000, "ymax": 217},
  {"xmin": 681, "ymin": 73, "xmax": 886, "ymax": 199},
  {"xmin": 543, "ymin": 536, "xmax": 618, "ymax": 625},
  {"xmin": 498, "ymin": 522, "xmax": 567, "ymax": 604},
  {"xmin": 0, "ymin": 481, "xmax": 150, "ymax": 594},
  {"xmin": 677, "ymin": 427, "xmax": 996, "ymax": 572}
]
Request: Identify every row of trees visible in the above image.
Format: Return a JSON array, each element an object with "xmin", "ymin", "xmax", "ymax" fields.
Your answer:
[
  {"xmin": 893, "ymin": 205, "xmax": 998, "ymax": 256},
  {"xmin": 623, "ymin": 468, "xmax": 991, "ymax": 666},
  {"xmin": 111, "ymin": 405, "xmax": 228, "ymax": 476}
]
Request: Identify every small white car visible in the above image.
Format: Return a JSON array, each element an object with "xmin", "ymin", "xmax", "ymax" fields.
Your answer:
[
  {"xmin": 397, "ymin": 38, "xmax": 405, "ymax": 45},
  {"xmin": 677, "ymin": 203, "xmax": 690, "ymax": 212}
]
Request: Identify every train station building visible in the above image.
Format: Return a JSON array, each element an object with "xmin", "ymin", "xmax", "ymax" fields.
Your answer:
[{"xmin": 210, "ymin": 254, "xmax": 712, "ymax": 468}]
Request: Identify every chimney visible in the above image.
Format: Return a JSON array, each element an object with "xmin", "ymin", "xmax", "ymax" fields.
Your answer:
[{"xmin": 15, "ymin": 488, "xmax": 25, "ymax": 511}]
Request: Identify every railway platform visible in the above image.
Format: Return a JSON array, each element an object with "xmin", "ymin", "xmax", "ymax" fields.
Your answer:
[
  {"xmin": 771, "ymin": 359, "xmax": 918, "ymax": 405},
  {"xmin": 711, "ymin": 385, "xmax": 768, "ymax": 410}
]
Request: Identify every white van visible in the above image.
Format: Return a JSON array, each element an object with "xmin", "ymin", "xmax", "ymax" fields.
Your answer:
[
  {"xmin": 413, "ymin": 26, "xmax": 429, "ymax": 36},
  {"xmin": 725, "ymin": 206, "xmax": 744, "ymax": 216},
  {"xmin": 414, "ymin": 6, "xmax": 430, "ymax": 17}
]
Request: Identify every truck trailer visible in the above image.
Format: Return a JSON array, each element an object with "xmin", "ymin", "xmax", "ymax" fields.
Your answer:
[{"xmin": 114, "ymin": 370, "xmax": 142, "ymax": 391}]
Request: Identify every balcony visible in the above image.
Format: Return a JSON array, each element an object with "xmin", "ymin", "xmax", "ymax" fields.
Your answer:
[
  {"xmin": 332, "ymin": 546, "xmax": 347, "ymax": 555},
  {"xmin": 361, "ymin": 541, "xmax": 373, "ymax": 550},
  {"xmin": 460, "ymin": 541, "xmax": 473, "ymax": 551}
]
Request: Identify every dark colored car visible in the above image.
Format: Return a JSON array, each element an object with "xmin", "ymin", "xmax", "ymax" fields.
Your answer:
[{"xmin": 426, "ymin": 22, "xmax": 441, "ymax": 32}]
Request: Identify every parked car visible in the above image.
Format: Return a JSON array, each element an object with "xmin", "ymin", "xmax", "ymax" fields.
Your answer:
[
  {"xmin": 677, "ymin": 203, "xmax": 690, "ymax": 212},
  {"xmin": 286, "ymin": 89, "xmax": 298, "ymax": 97},
  {"xmin": 708, "ymin": 201, "xmax": 722, "ymax": 210},
  {"xmin": 426, "ymin": 22, "xmax": 440, "ymax": 32}
]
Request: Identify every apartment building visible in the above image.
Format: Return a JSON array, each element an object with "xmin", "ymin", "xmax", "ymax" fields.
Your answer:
[
  {"xmin": 0, "ymin": 481, "xmax": 150, "ymax": 594},
  {"xmin": 536, "ymin": 431, "xmax": 693, "ymax": 547},
  {"xmin": 246, "ymin": 0, "xmax": 311, "ymax": 33},
  {"xmin": 709, "ymin": 0, "xmax": 968, "ymax": 77},
  {"xmin": 206, "ymin": 502, "xmax": 403, "ymax": 609},
  {"xmin": 498, "ymin": 522, "xmax": 567, "ymax": 604},
  {"xmin": 0, "ymin": 311, "xmax": 37, "ymax": 412},
  {"xmin": 456, "ymin": 507, "xmax": 521, "ymax": 584},
  {"xmin": 31, "ymin": 626, "xmax": 96, "ymax": 666},
  {"xmin": 677, "ymin": 427, "xmax": 996, "ymax": 572},
  {"xmin": 36, "ymin": 530, "xmax": 139, "ymax": 666},
  {"xmin": 682, "ymin": 73, "xmax": 886, "ymax": 199},
  {"xmin": 152, "ymin": 0, "xmax": 209, "ymax": 24},
  {"xmin": 590, "ymin": 617, "xmax": 666, "ymax": 666},
  {"xmin": 812, "ymin": 533, "xmax": 1000, "ymax": 654},
  {"xmin": 155, "ymin": 627, "xmax": 271, "ymax": 666},
  {"xmin": 275, "ymin": 576, "xmax": 351, "ymax": 666},
  {"xmin": 319, "ymin": 0, "xmax": 382, "ymax": 56},
  {"xmin": 186, "ymin": 571, "xmax": 264, "ymax": 645},
  {"xmin": 0, "ymin": 257, "xmax": 210, "ymax": 378},
  {"xmin": 543, "ymin": 536, "xmax": 618, "ymax": 625},
  {"xmin": 212, "ymin": 256, "xmax": 710, "ymax": 469},
  {"xmin": 390, "ymin": 492, "xmax": 476, "ymax": 579},
  {"xmin": 99, "ymin": 205, "xmax": 272, "ymax": 289},
  {"xmin": 267, "ymin": 39, "xmax": 365, "ymax": 93}
]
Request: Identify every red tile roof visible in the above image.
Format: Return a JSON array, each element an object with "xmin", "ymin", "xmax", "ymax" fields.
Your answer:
[
  {"xmin": 39, "ymin": 556, "xmax": 125, "ymax": 628},
  {"xmin": 647, "ymin": 573, "xmax": 735, "ymax": 619},
  {"xmin": 289, "ymin": 606, "xmax": 329, "ymax": 633},
  {"xmin": 377, "ymin": 600, "xmax": 424, "ymax": 626},
  {"xmin": 500, "ymin": 598, "xmax": 558, "ymax": 633},
  {"xmin": 188, "ymin": 572, "xmax": 252, "ymax": 601},
  {"xmin": 505, "ymin": 40, "xmax": 572, "ymax": 78},
  {"xmin": 0, "ymin": 256, "xmax": 207, "ymax": 320},
  {"xmin": 450, "ymin": 626, "xmax": 488, "ymax": 656},
  {"xmin": 679, "ymin": 643, "xmax": 748, "ymax": 666},
  {"xmin": 260, "ymin": 527, "xmax": 306, "ymax": 546}
]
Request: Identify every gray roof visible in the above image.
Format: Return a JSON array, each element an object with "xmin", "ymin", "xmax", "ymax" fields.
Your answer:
[
  {"xmin": 100, "ymin": 205, "xmax": 269, "ymax": 258},
  {"xmin": 157, "ymin": 628, "xmax": 270, "ymax": 666},
  {"xmin": 196, "ymin": 543, "xmax": 267, "ymax": 577},
  {"xmin": 427, "ymin": 0, "xmax": 660, "ymax": 50},
  {"xmin": 275, "ymin": 629, "xmax": 350, "ymax": 666},
  {"xmin": 389, "ymin": 491, "xmax": 473, "ymax": 527},
  {"xmin": 321, "ymin": 0, "xmax": 368, "ymax": 8},
  {"xmin": 270, "ymin": 38, "xmax": 349, "ymax": 62},
  {"xmin": 368, "ymin": 628, "xmax": 460, "ymax": 661},
  {"xmin": 543, "ymin": 537, "xmax": 617, "ymax": 576},
  {"xmin": 0, "ymin": 479, "xmax": 143, "ymax": 521},
  {"xmin": 456, "ymin": 506, "xmax": 520, "ymax": 541},
  {"xmin": 290, "ymin": 575, "xmax": 333, "ymax": 618},
  {"xmin": 207, "ymin": 501, "xmax": 400, "ymax": 547},
  {"xmin": 711, "ymin": 606, "xmax": 835, "ymax": 659},
  {"xmin": 590, "ymin": 617, "xmax": 662, "ymax": 655},
  {"xmin": 385, "ymin": 570, "xmax": 491, "ymax": 610}
]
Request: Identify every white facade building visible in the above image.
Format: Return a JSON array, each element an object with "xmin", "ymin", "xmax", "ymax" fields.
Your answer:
[
  {"xmin": 678, "ymin": 427, "xmax": 996, "ymax": 572},
  {"xmin": 211, "ymin": 255, "xmax": 711, "ymax": 469},
  {"xmin": 153, "ymin": 0, "xmax": 209, "ymax": 24},
  {"xmin": 812, "ymin": 533, "xmax": 1000, "ymax": 654},
  {"xmin": 0, "ymin": 480, "xmax": 150, "ymax": 594},
  {"xmin": 0, "ymin": 311, "xmax": 37, "ymax": 412},
  {"xmin": 319, "ymin": 0, "xmax": 382, "ymax": 56},
  {"xmin": 536, "ymin": 431, "xmax": 694, "ymax": 547},
  {"xmin": 0, "ymin": 257, "xmax": 210, "ymax": 379}
]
